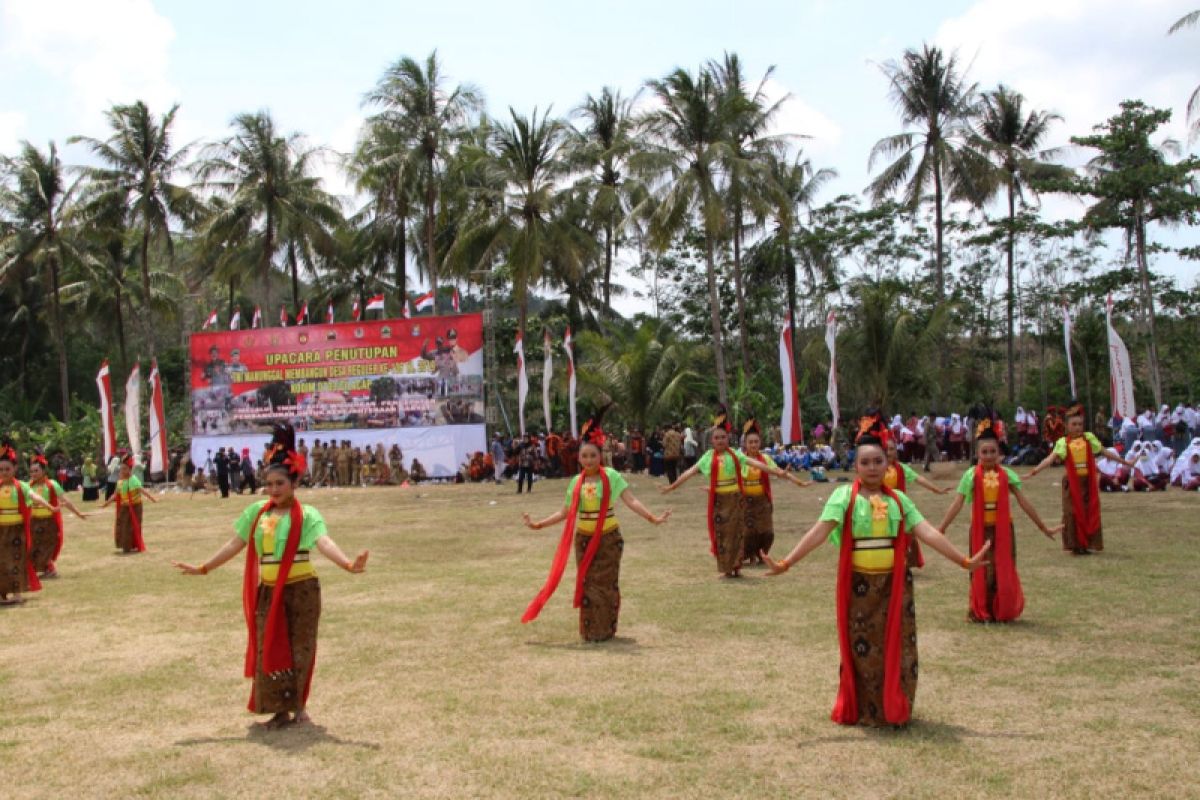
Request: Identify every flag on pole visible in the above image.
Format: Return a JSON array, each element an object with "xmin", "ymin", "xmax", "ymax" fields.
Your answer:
[
  {"xmin": 1062, "ymin": 303, "xmax": 1078, "ymax": 399},
  {"xmin": 297, "ymin": 300, "xmax": 309, "ymax": 325},
  {"xmin": 148, "ymin": 359, "xmax": 168, "ymax": 477},
  {"xmin": 366, "ymin": 293, "xmax": 386, "ymax": 313},
  {"xmin": 825, "ymin": 310, "xmax": 839, "ymax": 430},
  {"xmin": 279, "ymin": 305, "xmax": 289, "ymax": 327},
  {"xmin": 401, "ymin": 299, "xmax": 412, "ymax": 318},
  {"xmin": 1106, "ymin": 294, "xmax": 1136, "ymax": 418},
  {"xmin": 352, "ymin": 298, "xmax": 361, "ymax": 321},
  {"xmin": 124, "ymin": 362, "xmax": 141, "ymax": 456},
  {"xmin": 96, "ymin": 361, "xmax": 117, "ymax": 464},
  {"xmin": 779, "ymin": 314, "xmax": 803, "ymax": 444},
  {"xmin": 326, "ymin": 300, "xmax": 335, "ymax": 324},
  {"xmin": 542, "ymin": 329, "xmax": 553, "ymax": 431},
  {"xmin": 201, "ymin": 309, "xmax": 218, "ymax": 330},
  {"xmin": 413, "ymin": 290, "xmax": 435, "ymax": 312},
  {"xmin": 452, "ymin": 287, "xmax": 461, "ymax": 312},
  {"xmin": 563, "ymin": 327, "xmax": 578, "ymax": 438},
  {"xmin": 229, "ymin": 308, "xmax": 241, "ymax": 330},
  {"xmin": 251, "ymin": 305, "xmax": 262, "ymax": 329},
  {"xmin": 514, "ymin": 332, "xmax": 528, "ymax": 437}
]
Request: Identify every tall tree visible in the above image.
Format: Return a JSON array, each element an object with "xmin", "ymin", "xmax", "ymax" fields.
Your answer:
[
  {"xmin": 570, "ymin": 86, "xmax": 641, "ymax": 312},
  {"xmin": 1168, "ymin": 10, "xmax": 1200, "ymax": 140},
  {"xmin": 348, "ymin": 118, "xmax": 418, "ymax": 305},
  {"xmin": 0, "ymin": 142, "xmax": 77, "ymax": 417},
  {"xmin": 868, "ymin": 45, "xmax": 988, "ymax": 299},
  {"xmin": 972, "ymin": 85, "xmax": 1063, "ymax": 403},
  {"xmin": 71, "ymin": 101, "xmax": 194, "ymax": 356},
  {"xmin": 635, "ymin": 66, "xmax": 733, "ymax": 403},
  {"xmin": 365, "ymin": 51, "xmax": 483, "ymax": 312},
  {"xmin": 1062, "ymin": 101, "xmax": 1200, "ymax": 407}
]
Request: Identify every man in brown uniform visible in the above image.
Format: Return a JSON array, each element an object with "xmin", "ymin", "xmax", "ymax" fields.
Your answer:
[
  {"xmin": 337, "ymin": 441, "xmax": 352, "ymax": 486},
  {"xmin": 662, "ymin": 424, "xmax": 683, "ymax": 483}
]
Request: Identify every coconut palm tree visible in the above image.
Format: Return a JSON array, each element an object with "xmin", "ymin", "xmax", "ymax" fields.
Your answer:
[
  {"xmin": 569, "ymin": 86, "xmax": 642, "ymax": 312},
  {"xmin": 1168, "ymin": 10, "xmax": 1200, "ymax": 140},
  {"xmin": 972, "ymin": 85, "xmax": 1064, "ymax": 403},
  {"xmin": 71, "ymin": 101, "xmax": 195, "ymax": 355},
  {"xmin": 0, "ymin": 142, "xmax": 79, "ymax": 418},
  {"xmin": 635, "ymin": 65, "xmax": 734, "ymax": 403},
  {"xmin": 868, "ymin": 45, "xmax": 988, "ymax": 300},
  {"xmin": 364, "ymin": 51, "xmax": 484, "ymax": 312}
]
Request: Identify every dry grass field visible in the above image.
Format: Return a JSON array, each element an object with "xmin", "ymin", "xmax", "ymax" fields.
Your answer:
[{"xmin": 2, "ymin": 464, "xmax": 1198, "ymax": 799}]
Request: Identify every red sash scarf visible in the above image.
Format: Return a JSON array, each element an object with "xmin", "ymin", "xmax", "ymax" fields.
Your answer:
[
  {"xmin": 753, "ymin": 454, "xmax": 773, "ymax": 504},
  {"xmin": 890, "ymin": 463, "xmax": 925, "ymax": 568},
  {"xmin": 33, "ymin": 479, "xmax": 65, "ymax": 561},
  {"xmin": 831, "ymin": 480, "xmax": 910, "ymax": 726},
  {"xmin": 522, "ymin": 468, "xmax": 611, "ymax": 623},
  {"xmin": 3, "ymin": 481, "xmax": 41, "ymax": 592},
  {"xmin": 114, "ymin": 482, "xmax": 146, "ymax": 552},
  {"xmin": 706, "ymin": 449, "xmax": 745, "ymax": 556},
  {"xmin": 1063, "ymin": 438, "xmax": 1101, "ymax": 548},
  {"xmin": 242, "ymin": 500, "xmax": 306, "ymax": 709},
  {"xmin": 969, "ymin": 466, "xmax": 1023, "ymax": 622}
]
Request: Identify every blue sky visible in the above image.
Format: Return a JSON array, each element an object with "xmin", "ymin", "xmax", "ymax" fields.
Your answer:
[{"xmin": 2, "ymin": 0, "xmax": 1197, "ymax": 310}]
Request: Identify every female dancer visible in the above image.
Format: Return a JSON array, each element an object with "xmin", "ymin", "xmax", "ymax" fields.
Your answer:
[
  {"xmin": 881, "ymin": 416, "xmax": 949, "ymax": 569},
  {"xmin": 740, "ymin": 418, "xmax": 809, "ymax": 566},
  {"xmin": 938, "ymin": 417, "xmax": 1060, "ymax": 623},
  {"xmin": 521, "ymin": 410, "xmax": 672, "ymax": 642},
  {"xmin": 1028, "ymin": 402, "xmax": 1133, "ymax": 555},
  {"xmin": 100, "ymin": 454, "xmax": 157, "ymax": 553},
  {"xmin": 764, "ymin": 420, "xmax": 990, "ymax": 727},
  {"xmin": 1, "ymin": 441, "xmax": 55, "ymax": 605},
  {"xmin": 661, "ymin": 407, "xmax": 798, "ymax": 578},
  {"xmin": 173, "ymin": 424, "xmax": 369, "ymax": 729},
  {"xmin": 28, "ymin": 452, "xmax": 89, "ymax": 578}
]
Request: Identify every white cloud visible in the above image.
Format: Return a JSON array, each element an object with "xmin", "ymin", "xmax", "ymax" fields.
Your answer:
[
  {"xmin": 0, "ymin": 0, "xmax": 177, "ymax": 129},
  {"xmin": 760, "ymin": 77, "xmax": 842, "ymax": 158},
  {"xmin": 0, "ymin": 110, "xmax": 26, "ymax": 153}
]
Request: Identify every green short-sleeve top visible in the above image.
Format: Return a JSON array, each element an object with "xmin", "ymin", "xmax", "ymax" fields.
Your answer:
[
  {"xmin": 564, "ymin": 468, "xmax": 629, "ymax": 533},
  {"xmin": 235, "ymin": 500, "xmax": 327, "ymax": 555},
  {"xmin": 819, "ymin": 484, "xmax": 925, "ymax": 546},
  {"xmin": 955, "ymin": 466, "xmax": 1022, "ymax": 502},
  {"xmin": 696, "ymin": 449, "xmax": 748, "ymax": 494},
  {"xmin": 0, "ymin": 480, "xmax": 34, "ymax": 522}
]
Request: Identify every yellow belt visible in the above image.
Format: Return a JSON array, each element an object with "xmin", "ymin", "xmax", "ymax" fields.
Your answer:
[{"xmin": 851, "ymin": 537, "xmax": 895, "ymax": 572}]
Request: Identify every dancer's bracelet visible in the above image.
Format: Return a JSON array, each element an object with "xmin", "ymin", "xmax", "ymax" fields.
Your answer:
[
  {"xmin": 960, "ymin": 556, "xmax": 970, "ymax": 569},
  {"xmin": 199, "ymin": 564, "xmax": 209, "ymax": 575}
]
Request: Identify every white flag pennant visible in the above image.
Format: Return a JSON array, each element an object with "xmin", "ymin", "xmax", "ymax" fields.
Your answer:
[
  {"xmin": 1106, "ymin": 295, "xmax": 1136, "ymax": 418},
  {"xmin": 148, "ymin": 359, "xmax": 168, "ymax": 477},
  {"xmin": 825, "ymin": 310, "xmax": 839, "ymax": 430},
  {"xmin": 124, "ymin": 362, "xmax": 142, "ymax": 457},
  {"xmin": 96, "ymin": 361, "xmax": 117, "ymax": 463},
  {"xmin": 779, "ymin": 314, "xmax": 803, "ymax": 445},
  {"xmin": 542, "ymin": 329, "xmax": 553, "ymax": 432},
  {"xmin": 514, "ymin": 332, "xmax": 528, "ymax": 437},
  {"xmin": 1062, "ymin": 303, "xmax": 1077, "ymax": 399},
  {"xmin": 563, "ymin": 327, "xmax": 578, "ymax": 438}
]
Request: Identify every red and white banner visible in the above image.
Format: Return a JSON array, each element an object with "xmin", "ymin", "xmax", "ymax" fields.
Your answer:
[
  {"xmin": 251, "ymin": 306, "xmax": 262, "ymax": 329},
  {"xmin": 1062, "ymin": 303, "xmax": 1078, "ymax": 399},
  {"xmin": 202, "ymin": 309, "xmax": 218, "ymax": 330},
  {"xmin": 297, "ymin": 301, "xmax": 309, "ymax": 325},
  {"xmin": 779, "ymin": 314, "xmax": 803, "ymax": 444},
  {"xmin": 402, "ymin": 299, "xmax": 412, "ymax": 319},
  {"xmin": 229, "ymin": 309, "xmax": 241, "ymax": 330},
  {"xmin": 1106, "ymin": 295, "xmax": 1136, "ymax": 418},
  {"xmin": 542, "ymin": 329, "xmax": 553, "ymax": 431},
  {"xmin": 326, "ymin": 301, "xmax": 335, "ymax": 325},
  {"xmin": 366, "ymin": 293, "xmax": 385, "ymax": 313},
  {"xmin": 825, "ymin": 310, "xmax": 839, "ymax": 430},
  {"xmin": 514, "ymin": 331, "xmax": 528, "ymax": 437},
  {"xmin": 148, "ymin": 359, "xmax": 168, "ymax": 477},
  {"xmin": 96, "ymin": 361, "xmax": 117, "ymax": 463},
  {"xmin": 563, "ymin": 326, "xmax": 578, "ymax": 438},
  {"xmin": 352, "ymin": 298, "xmax": 361, "ymax": 321},
  {"xmin": 124, "ymin": 362, "xmax": 141, "ymax": 456},
  {"xmin": 279, "ymin": 305, "xmax": 289, "ymax": 327},
  {"xmin": 413, "ymin": 290, "xmax": 434, "ymax": 313},
  {"xmin": 452, "ymin": 287, "xmax": 461, "ymax": 313}
]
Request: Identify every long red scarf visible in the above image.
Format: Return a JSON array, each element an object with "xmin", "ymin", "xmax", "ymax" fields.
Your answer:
[
  {"xmin": 1063, "ymin": 437, "xmax": 1101, "ymax": 549},
  {"xmin": 750, "ymin": 452, "xmax": 773, "ymax": 504},
  {"xmin": 522, "ymin": 468, "xmax": 611, "ymax": 623},
  {"xmin": 114, "ymin": 481, "xmax": 146, "ymax": 552},
  {"xmin": 242, "ymin": 499, "xmax": 305, "ymax": 710},
  {"xmin": 3, "ymin": 480, "xmax": 41, "ymax": 592},
  {"xmin": 969, "ymin": 466, "xmax": 1023, "ymax": 622},
  {"xmin": 831, "ymin": 480, "xmax": 910, "ymax": 726},
  {"xmin": 706, "ymin": 449, "xmax": 745, "ymax": 556},
  {"xmin": 33, "ymin": 479, "xmax": 65, "ymax": 561},
  {"xmin": 890, "ymin": 462, "xmax": 925, "ymax": 568}
]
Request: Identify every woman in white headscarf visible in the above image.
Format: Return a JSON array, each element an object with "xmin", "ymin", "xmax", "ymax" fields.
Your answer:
[
  {"xmin": 1154, "ymin": 440, "xmax": 1175, "ymax": 476},
  {"xmin": 1014, "ymin": 407, "xmax": 1029, "ymax": 446},
  {"xmin": 1179, "ymin": 452, "xmax": 1200, "ymax": 490},
  {"xmin": 949, "ymin": 414, "xmax": 966, "ymax": 461},
  {"xmin": 1098, "ymin": 446, "xmax": 1129, "ymax": 492},
  {"xmin": 1170, "ymin": 438, "xmax": 1200, "ymax": 485},
  {"xmin": 1132, "ymin": 442, "xmax": 1168, "ymax": 491}
]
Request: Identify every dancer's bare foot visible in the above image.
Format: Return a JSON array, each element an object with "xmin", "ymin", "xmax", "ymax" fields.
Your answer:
[
  {"xmin": 256, "ymin": 712, "xmax": 291, "ymax": 730},
  {"xmin": 292, "ymin": 711, "xmax": 313, "ymax": 726}
]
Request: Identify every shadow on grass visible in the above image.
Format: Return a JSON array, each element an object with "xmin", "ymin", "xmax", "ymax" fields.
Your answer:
[
  {"xmin": 525, "ymin": 636, "xmax": 644, "ymax": 655},
  {"xmin": 793, "ymin": 719, "xmax": 1046, "ymax": 747},
  {"xmin": 176, "ymin": 723, "xmax": 381, "ymax": 752}
]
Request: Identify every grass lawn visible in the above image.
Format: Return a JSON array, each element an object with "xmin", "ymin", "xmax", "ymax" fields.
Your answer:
[{"xmin": 2, "ymin": 464, "xmax": 1197, "ymax": 799}]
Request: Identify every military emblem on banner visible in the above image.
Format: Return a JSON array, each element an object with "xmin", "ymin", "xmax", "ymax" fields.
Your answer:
[
  {"xmin": 299, "ymin": 333, "xmax": 309, "ymax": 344},
  {"xmin": 381, "ymin": 326, "xmax": 392, "ymax": 339},
  {"xmin": 354, "ymin": 327, "xmax": 365, "ymax": 339}
]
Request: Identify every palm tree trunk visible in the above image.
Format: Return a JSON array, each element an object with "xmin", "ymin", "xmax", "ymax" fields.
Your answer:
[
  {"xmin": 933, "ymin": 165, "xmax": 945, "ymax": 300},
  {"xmin": 113, "ymin": 279, "xmax": 128, "ymax": 370},
  {"xmin": 425, "ymin": 157, "xmax": 438, "ymax": 313},
  {"xmin": 784, "ymin": 239, "xmax": 799, "ymax": 375},
  {"xmin": 262, "ymin": 210, "xmax": 275, "ymax": 313},
  {"xmin": 396, "ymin": 203, "xmax": 408, "ymax": 303},
  {"xmin": 704, "ymin": 232, "xmax": 729, "ymax": 404},
  {"xmin": 1005, "ymin": 175, "xmax": 1016, "ymax": 404},
  {"xmin": 287, "ymin": 240, "xmax": 300, "ymax": 308},
  {"xmin": 48, "ymin": 251, "xmax": 70, "ymax": 420},
  {"xmin": 228, "ymin": 278, "xmax": 236, "ymax": 320},
  {"xmin": 603, "ymin": 220, "xmax": 613, "ymax": 311},
  {"xmin": 731, "ymin": 211, "xmax": 750, "ymax": 377},
  {"xmin": 139, "ymin": 227, "xmax": 156, "ymax": 357},
  {"xmin": 1134, "ymin": 213, "xmax": 1163, "ymax": 407}
]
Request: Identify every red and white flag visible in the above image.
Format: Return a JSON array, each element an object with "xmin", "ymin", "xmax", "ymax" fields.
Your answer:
[
  {"xmin": 297, "ymin": 301, "xmax": 309, "ymax": 325},
  {"xmin": 279, "ymin": 305, "xmax": 289, "ymax": 327},
  {"xmin": 1062, "ymin": 303, "xmax": 1078, "ymax": 399},
  {"xmin": 514, "ymin": 332, "xmax": 528, "ymax": 437},
  {"xmin": 229, "ymin": 308, "xmax": 241, "ymax": 330},
  {"xmin": 542, "ymin": 329, "xmax": 553, "ymax": 431},
  {"xmin": 366, "ymin": 293, "xmax": 386, "ymax": 313},
  {"xmin": 452, "ymin": 287, "xmax": 461, "ymax": 312},
  {"xmin": 563, "ymin": 327, "xmax": 577, "ymax": 438},
  {"xmin": 96, "ymin": 361, "xmax": 117, "ymax": 464},
  {"xmin": 148, "ymin": 359, "xmax": 168, "ymax": 477},
  {"xmin": 413, "ymin": 290, "xmax": 434, "ymax": 313},
  {"xmin": 401, "ymin": 299, "xmax": 412, "ymax": 319},
  {"xmin": 201, "ymin": 309, "xmax": 218, "ymax": 330},
  {"xmin": 779, "ymin": 314, "xmax": 803, "ymax": 445},
  {"xmin": 352, "ymin": 298, "xmax": 361, "ymax": 321},
  {"xmin": 124, "ymin": 362, "xmax": 141, "ymax": 456},
  {"xmin": 251, "ymin": 306, "xmax": 262, "ymax": 329},
  {"xmin": 1106, "ymin": 295, "xmax": 1136, "ymax": 418},
  {"xmin": 326, "ymin": 300, "xmax": 335, "ymax": 324},
  {"xmin": 825, "ymin": 310, "xmax": 839, "ymax": 430}
]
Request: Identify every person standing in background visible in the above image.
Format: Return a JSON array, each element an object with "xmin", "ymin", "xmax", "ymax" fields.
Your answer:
[
  {"xmin": 214, "ymin": 447, "xmax": 231, "ymax": 499},
  {"xmin": 662, "ymin": 424, "xmax": 683, "ymax": 484}
]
